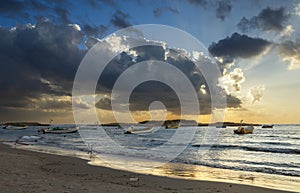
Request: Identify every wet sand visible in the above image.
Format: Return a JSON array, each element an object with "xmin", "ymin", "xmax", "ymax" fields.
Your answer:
[{"xmin": 0, "ymin": 143, "xmax": 296, "ymax": 193}]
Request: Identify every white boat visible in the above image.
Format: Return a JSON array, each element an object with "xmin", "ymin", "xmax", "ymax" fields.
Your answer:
[
  {"xmin": 234, "ymin": 126, "xmax": 254, "ymax": 134},
  {"xmin": 38, "ymin": 127, "xmax": 78, "ymax": 134},
  {"xmin": 233, "ymin": 120, "xmax": 254, "ymax": 134},
  {"xmin": 124, "ymin": 126, "xmax": 153, "ymax": 134},
  {"xmin": 2, "ymin": 125, "xmax": 28, "ymax": 130}
]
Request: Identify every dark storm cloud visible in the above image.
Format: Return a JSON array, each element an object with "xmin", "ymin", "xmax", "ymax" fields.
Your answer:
[
  {"xmin": 0, "ymin": 0, "xmax": 26, "ymax": 16},
  {"xmin": 0, "ymin": 0, "xmax": 45, "ymax": 21},
  {"xmin": 82, "ymin": 24, "xmax": 107, "ymax": 37},
  {"xmin": 110, "ymin": 10, "xmax": 131, "ymax": 29},
  {"xmin": 209, "ymin": 32, "xmax": 271, "ymax": 63},
  {"xmin": 187, "ymin": 0, "xmax": 232, "ymax": 21},
  {"xmin": 0, "ymin": 19, "xmax": 86, "ymax": 110},
  {"xmin": 237, "ymin": 7, "xmax": 290, "ymax": 32},
  {"xmin": 95, "ymin": 43, "xmax": 241, "ymax": 115},
  {"xmin": 0, "ymin": 0, "xmax": 52, "ymax": 17},
  {"xmin": 153, "ymin": 6, "xmax": 180, "ymax": 17}
]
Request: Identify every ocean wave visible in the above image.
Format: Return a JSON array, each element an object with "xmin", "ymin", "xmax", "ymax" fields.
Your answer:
[
  {"xmin": 214, "ymin": 158, "xmax": 300, "ymax": 169},
  {"xmin": 173, "ymin": 158, "xmax": 300, "ymax": 177},
  {"xmin": 260, "ymin": 141, "xmax": 293, "ymax": 146},
  {"xmin": 191, "ymin": 144, "xmax": 300, "ymax": 155}
]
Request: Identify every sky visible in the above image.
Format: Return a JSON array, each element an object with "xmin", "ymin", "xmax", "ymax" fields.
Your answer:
[{"xmin": 0, "ymin": 0, "xmax": 300, "ymax": 124}]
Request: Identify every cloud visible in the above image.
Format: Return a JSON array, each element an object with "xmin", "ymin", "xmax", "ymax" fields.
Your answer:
[
  {"xmin": 0, "ymin": 0, "xmax": 71, "ymax": 24},
  {"xmin": 68, "ymin": 24, "xmax": 81, "ymax": 31},
  {"xmin": 93, "ymin": 35, "xmax": 242, "ymax": 115},
  {"xmin": 249, "ymin": 85, "xmax": 265, "ymax": 104},
  {"xmin": 215, "ymin": 0, "xmax": 232, "ymax": 21},
  {"xmin": 110, "ymin": 10, "xmax": 131, "ymax": 29},
  {"xmin": 187, "ymin": 0, "xmax": 232, "ymax": 21},
  {"xmin": 0, "ymin": 0, "xmax": 46, "ymax": 19},
  {"xmin": 54, "ymin": 6, "xmax": 70, "ymax": 24},
  {"xmin": 280, "ymin": 25, "xmax": 294, "ymax": 37},
  {"xmin": 0, "ymin": 18, "xmax": 86, "ymax": 113},
  {"xmin": 237, "ymin": 7, "xmax": 290, "ymax": 33},
  {"xmin": 153, "ymin": 6, "xmax": 180, "ymax": 17},
  {"xmin": 218, "ymin": 68, "xmax": 245, "ymax": 95},
  {"xmin": 0, "ymin": 1, "xmax": 25, "ymax": 16},
  {"xmin": 209, "ymin": 32, "xmax": 271, "ymax": 63},
  {"xmin": 278, "ymin": 38, "xmax": 300, "ymax": 70},
  {"xmin": 295, "ymin": 4, "xmax": 300, "ymax": 16},
  {"xmin": 82, "ymin": 24, "xmax": 107, "ymax": 37}
]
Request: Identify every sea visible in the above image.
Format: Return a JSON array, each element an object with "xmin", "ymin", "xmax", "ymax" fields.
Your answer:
[{"xmin": 1, "ymin": 124, "xmax": 299, "ymax": 192}]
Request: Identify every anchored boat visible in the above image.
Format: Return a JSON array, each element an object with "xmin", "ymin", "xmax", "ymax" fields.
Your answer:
[
  {"xmin": 234, "ymin": 126, "xmax": 254, "ymax": 134},
  {"xmin": 2, "ymin": 125, "xmax": 28, "ymax": 130},
  {"xmin": 233, "ymin": 120, "xmax": 254, "ymax": 134},
  {"xmin": 38, "ymin": 127, "xmax": 78, "ymax": 134},
  {"xmin": 262, "ymin": 124, "xmax": 274, "ymax": 128},
  {"xmin": 124, "ymin": 126, "xmax": 154, "ymax": 134}
]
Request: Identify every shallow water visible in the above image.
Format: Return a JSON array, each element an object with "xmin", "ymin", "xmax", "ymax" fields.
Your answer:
[{"xmin": 1, "ymin": 124, "xmax": 300, "ymax": 192}]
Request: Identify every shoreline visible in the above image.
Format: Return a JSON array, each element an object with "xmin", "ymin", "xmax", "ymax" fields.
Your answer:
[{"xmin": 0, "ymin": 143, "xmax": 297, "ymax": 193}]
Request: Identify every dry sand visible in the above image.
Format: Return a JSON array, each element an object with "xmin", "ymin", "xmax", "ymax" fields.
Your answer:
[{"xmin": 0, "ymin": 143, "xmax": 296, "ymax": 193}]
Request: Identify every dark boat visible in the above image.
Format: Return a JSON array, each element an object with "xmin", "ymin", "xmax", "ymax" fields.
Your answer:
[{"xmin": 262, "ymin": 125, "xmax": 274, "ymax": 128}]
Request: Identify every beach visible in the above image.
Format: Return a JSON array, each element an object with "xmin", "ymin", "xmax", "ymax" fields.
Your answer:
[{"xmin": 0, "ymin": 143, "xmax": 296, "ymax": 193}]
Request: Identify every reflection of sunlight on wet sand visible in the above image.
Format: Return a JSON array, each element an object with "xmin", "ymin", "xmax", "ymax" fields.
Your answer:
[
  {"xmin": 150, "ymin": 162, "xmax": 300, "ymax": 192},
  {"xmin": 13, "ymin": 143, "xmax": 300, "ymax": 192},
  {"xmin": 86, "ymin": 153, "xmax": 300, "ymax": 192}
]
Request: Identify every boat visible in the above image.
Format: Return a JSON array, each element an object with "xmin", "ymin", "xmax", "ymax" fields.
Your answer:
[
  {"xmin": 165, "ymin": 121, "xmax": 180, "ymax": 129},
  {"xmin": 233, "ymin": 120, "xmax": 254, "ymax": 134},
  {"xmin": 165, "ymin": 123, "xmax": 179, "ymax": 129},
  {"xmin": 262, "ymin": 124, "xmax": 274, "ymax": 128},
  {"xmin": 124, "ymin": 126, "xmax": 154, "ymax": 134},
  {"xmin": 2, "ymin": 125, "xmax": 28, "ymax": 130},
  {"xmin": 234, "ymin": 126, "xmax": 254, "ymax": 134},
  {"xmin": 38, "ymin": 127, "xmax": 78, "ymax": 134}
]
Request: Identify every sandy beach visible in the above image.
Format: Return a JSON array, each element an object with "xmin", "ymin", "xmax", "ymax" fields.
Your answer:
[{"xmin": 0, "ymin": 143, "xmax": 296, "ymax": 193}]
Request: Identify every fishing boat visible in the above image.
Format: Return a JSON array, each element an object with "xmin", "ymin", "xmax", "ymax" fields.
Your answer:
[
  {"xmin": 165, "ymin": 122, "xmax": 179, "ymax": 129},
  {"xmin": 164, "ymin": 120, "xmax": 180, "ymax": 129},
  {"xmin": 2, "ymin": 125, "xmax": 28, "ymax": 130},
  {"xmin": 233, "ymin": 120, "xmax": 254, "ymax": 134},
  {"xmin": 38, "ymin": 127, "xmax": 78, "ymax": 134},
  {"xmin": 124, "ymin": 126, "xmax": 153, "ymax": 134},
  {"xmin": 234, "ymin": 126, "xmax": 254, "ymax": 134},
  {"xmin": 262, "ymin": 124, "xmax": 274, "ymax": 128}
]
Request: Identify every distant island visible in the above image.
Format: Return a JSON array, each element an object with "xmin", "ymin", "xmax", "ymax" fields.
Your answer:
[
  {"xmin": 1, "ymin": 120, "xmax": 261, "ymax": 127},
  {"xmin": 104, "ymin": 119, "xmax": 261, "ymax": 127},
  {"xmin": 1, "ymin": 122, "xmax": 49, "ymax": 126}
]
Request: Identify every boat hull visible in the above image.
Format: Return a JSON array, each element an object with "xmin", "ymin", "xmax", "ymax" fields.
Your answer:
[
  {"xmin": 124, "ymin": 126, "xmax": 153, "ymax": 134},
  {"xmin": 39, "ymin": 128, "xmax": 78, "ymax": 134},
  {"xmin": 3, "ymin": 126, "xmax": 27, "ymax": 130},
  {"xmin": 234, "ymin": 126, "xmax": 254, "ymax": 134},
  {"xmin": 262, "ymin": 125, "xmax": 274, "ymax": 128}
]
